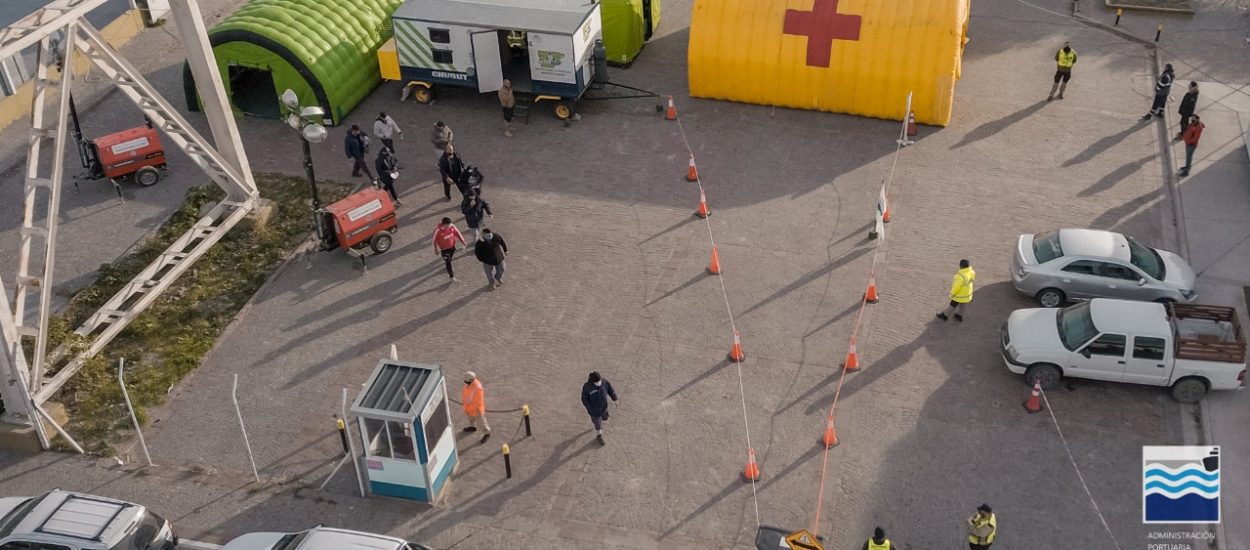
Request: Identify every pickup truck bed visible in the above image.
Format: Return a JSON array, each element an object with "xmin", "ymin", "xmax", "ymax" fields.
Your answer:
[{"xmin": 1170, "ymin": 303, "xmax": 1246, "ymax": 363}]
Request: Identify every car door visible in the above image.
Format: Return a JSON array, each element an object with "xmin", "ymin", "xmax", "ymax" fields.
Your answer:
[
  {"xmin": 1094, "ymin": 260, "xmax": 1146, "ymax": 299},
  {"xmin": 1057, "ymin": 259, "xmax": 1102, "ymax": 299},
  {"xmin": 1122, "ymin": 335, "xmax": 1172, "ymax": 385},
  {"xmin": 1070, "ymin": 333, "xmax": 1128, "ymax": 381}
]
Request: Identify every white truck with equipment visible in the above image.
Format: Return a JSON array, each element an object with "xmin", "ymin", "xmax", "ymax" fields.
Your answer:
[{"xmin": 1001, "ymin": 299, "xmax": 1246, "ymax": 403}]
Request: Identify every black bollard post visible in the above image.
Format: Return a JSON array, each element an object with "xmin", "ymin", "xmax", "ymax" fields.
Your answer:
[
  {"xmin": 523, "ymin": 405, "xmax": 532, "ymax": 437},
  {"xmin": 1114, "ymin": 8, "xmax": 1122, "ymax": 25},
  {"xmin": 502, "ymin": 444, "xmax": 513, "ymax": 479},
  {"xmin": 336, "ymin": 417, "xmax": 350, "ymax": 454},
  {"xmin": 1155, "ymin": 23, "xmax": 1163, "ymax": 42}
]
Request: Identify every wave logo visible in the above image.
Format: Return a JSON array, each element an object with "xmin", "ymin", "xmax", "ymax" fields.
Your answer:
[{"xmin": 1143, "ymin": 445, "xmax": 1220, "ymax": 524}]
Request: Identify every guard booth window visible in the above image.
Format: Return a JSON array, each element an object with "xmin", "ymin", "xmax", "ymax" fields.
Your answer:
[
  {"xmin": 362, "ymin": 418, "xmax": 416, "ymax": 460},
  {"xmin": 429, "ymin": 28, "xmax": 450, "ymax": 43},
  {"xmin": 423, "ymin": 399, "xmax": 449, "ymax": 453}
]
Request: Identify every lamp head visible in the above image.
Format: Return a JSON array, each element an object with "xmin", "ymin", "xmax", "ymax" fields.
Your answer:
[
  {"xmin": 301, "ymin": 124, "xmax": 328, "ymax": 143},
  {"xmin": 280, "ymin": 89, "xmax": 299, "ymax": 111},
  {"xmin": 300, "ymin": 105, "xmax": 325, "ymax": 118}
]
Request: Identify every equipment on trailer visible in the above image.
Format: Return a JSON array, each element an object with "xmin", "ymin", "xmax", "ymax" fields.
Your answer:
[
  {"xmin": 70, "ymin": 98, "xmax": 168, "ymax": 197},
  {"xmin": 318, "ymin": 186, "xmax": 398, "ymax": 258}
]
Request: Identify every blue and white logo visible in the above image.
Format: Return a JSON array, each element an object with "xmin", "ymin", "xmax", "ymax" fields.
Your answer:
[{"xmin": 1143, "ymin": 445, "xmax": 1220, "ymax": 523}]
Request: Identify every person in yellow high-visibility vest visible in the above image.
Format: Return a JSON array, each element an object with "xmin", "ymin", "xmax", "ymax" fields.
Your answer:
[
  {"xmin": 936, "ymin": 259, "xmax": 975, "ymax": 322},
  {"xmin": 1048, "ymin": 42, "xmax": 1077, "ymax": 101},
  {"xmin": 966, "ymin": 503, "xmax": 997, "ymax": 550},
  {"xmin": 861, "ymin": 527, "xmax": 897, "ymax": 550}
]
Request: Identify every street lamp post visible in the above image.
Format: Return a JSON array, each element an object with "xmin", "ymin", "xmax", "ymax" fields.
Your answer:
[{"xmin": 281, "ymin": 89, "xmax": 329, "ymax": 240}]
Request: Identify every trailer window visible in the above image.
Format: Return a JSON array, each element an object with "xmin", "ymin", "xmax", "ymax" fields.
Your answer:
[
  {"xmin": 1133, "ymin": 337, "xmax": 1166, "ymax": 360},
  {"xmin": 432, "ymin": 49, "xmax": 453, "ymax": 64},
  {"xmin": 428, "ymin": 28, "xmax": 450, "ymax": 44}
]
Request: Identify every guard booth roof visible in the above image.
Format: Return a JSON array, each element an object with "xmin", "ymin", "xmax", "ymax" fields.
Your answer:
[{"xmin": 351, "ymin": 361, "xmax": 441, "ymax": 421}]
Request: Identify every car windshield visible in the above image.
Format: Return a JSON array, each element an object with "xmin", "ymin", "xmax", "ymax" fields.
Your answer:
[
  {"xmin": 1057, "ymin": 302, "xmax": 1098, "ymax": 351},
  {"xmin": 274, "ymin": 531, "xmax": 311, "ymax": 550},
  {"xmin": 0, "ymin": 496, "xmax": 41, "ymax": 538},
  {"xmin": 1127, "ymin": 238, "xmax": 1165, "ymax": 280},
  {"xmin": 1032, "ymin": 231, "xmax": 1063, "ymax": 263},
  {"xmin": 117, "ymin": 510, "xmax": 165, "ymax": 550}
]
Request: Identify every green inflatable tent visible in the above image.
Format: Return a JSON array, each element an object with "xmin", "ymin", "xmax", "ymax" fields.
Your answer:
[
  {"xmin": 600, "ymin": 0, "xmax": 660, "ymax": 67},
  {"xmin": 185, "ymin": 0, "xmax": 403, "ymax": 126}
]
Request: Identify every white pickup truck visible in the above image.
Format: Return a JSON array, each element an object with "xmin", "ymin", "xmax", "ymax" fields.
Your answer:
[{"xmin": 1001, "ymin": 299, "xmax": 1247, "ymax": 403}]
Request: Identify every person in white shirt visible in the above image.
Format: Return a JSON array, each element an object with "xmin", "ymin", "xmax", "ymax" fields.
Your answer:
[{"xmin": 372, "ymin": 112, "xmax": 403, "ymax": 161}]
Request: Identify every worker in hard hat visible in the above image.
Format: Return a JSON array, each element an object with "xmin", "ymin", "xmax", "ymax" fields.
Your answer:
[{"xmin": 462, "ymin": 371, "xmax": 490, "ymax": 443}]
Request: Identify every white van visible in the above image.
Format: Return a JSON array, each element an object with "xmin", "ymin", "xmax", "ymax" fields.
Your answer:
[{"xmin": 0, "ymin": 490, "xmax": 176, "ymax": 550}]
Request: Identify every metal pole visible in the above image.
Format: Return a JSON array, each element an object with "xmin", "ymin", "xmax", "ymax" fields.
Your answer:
[
  {"xmin": 523, "ymin": 404, "xmax": 532, "ymax": 437},
  {"xmin": 502, "ymin": 443, "xmax": 512, "ymax": 479},
  {"xmin": 342, "ymin": 388, "xmax": 366, "ymax": 497},
  {"xmin": 302, "ymin": 136, "xmax": 327, "ymax": 242},
  {"xmin": 117, "ymin": 358, "xmax": 153, "ymax": 466},
  {"xmin": 1114, "ymin": 8, "xmax": 1122, "ymax": 25},
  {"xmin": 1155, "ymin": 24, "xmax": 1163, "ymax": 42},
  {"xmin": 231, "ymin": 374, "xmax": 260, "ymax": 482}
]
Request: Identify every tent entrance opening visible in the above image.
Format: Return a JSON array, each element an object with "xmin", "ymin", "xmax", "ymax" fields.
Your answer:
[{"xmin": 227, "ymin": 65, "xmax": 280, "ymax": 118}]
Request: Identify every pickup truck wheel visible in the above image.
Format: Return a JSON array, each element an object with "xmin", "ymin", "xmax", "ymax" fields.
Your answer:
[
  {"xmin": 1036, "ymin": 288, "xmax": 1065, "ymax": 308},
  {"xmin": 1024, "ymin": 364, "xmax": 1062, "ymax": 390},
  {"xmin": 1170, "ymin": 377, "xmax": 1208, "ymax": 404}
]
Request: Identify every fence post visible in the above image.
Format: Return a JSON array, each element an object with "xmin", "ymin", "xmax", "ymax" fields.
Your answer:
[
  {"xmin": 231, "ymin": 374, "xmax": 260, "ymax": 483},
  {"xmin": 117, "ymin": 358, "xmax": 153, "ymax": 466}
]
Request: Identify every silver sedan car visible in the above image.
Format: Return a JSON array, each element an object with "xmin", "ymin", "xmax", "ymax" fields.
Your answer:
[{"xmin": 1010, "ymin": 229, "xmax": 1197, "ymax": 307}]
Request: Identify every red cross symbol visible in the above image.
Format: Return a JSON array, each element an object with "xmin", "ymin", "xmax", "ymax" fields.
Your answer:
[{"xmin": 783, "ymin": 0, "xmax": 862, "ymax": 68}]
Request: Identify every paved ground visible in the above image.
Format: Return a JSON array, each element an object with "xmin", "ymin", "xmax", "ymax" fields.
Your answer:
[{"xmin": 1, "ymin": 0, "xmax": 1247, "ymax": 549}]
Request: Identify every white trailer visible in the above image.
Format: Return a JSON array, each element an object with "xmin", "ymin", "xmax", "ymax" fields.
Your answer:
[{"xmin": 380, "ymin": 0, "xmax": 605, "ymax": 121}]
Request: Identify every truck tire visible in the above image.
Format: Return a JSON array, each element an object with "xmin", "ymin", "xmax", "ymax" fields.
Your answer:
[
  {"xmin": 369, "ymin": 232, "xmax": 394, "ymax": 254},
  {"xmin": 1024, "ymin": 363, "xmax": 1062, "ymax": 390},
  {"xmin": 1170, "ymin": 377, "xmax": 1208, "ymax": 404},
  {"xmin": 1036, "ymin": 288, "xmax": 1065, "ymax": 308},
  {"xmin": 135, "ymin": 166, "xmax": 160, "ymax": 187}
]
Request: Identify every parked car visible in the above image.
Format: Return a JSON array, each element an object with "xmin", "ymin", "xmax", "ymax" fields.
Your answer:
[
  {"xmin": 0, "ymin": 489, "xmax": 176, "ymax": 550},
  {"xmin": 1010, "ymin": 228, "xmax": 1197, "ymax": 307},
  {"xmin": 1001, "ymin": 299, "xmax": 1247, "ymax": 403},
  {"xmin": 221, "ymin": 526, "xmax": 432, "ymax": 550}
]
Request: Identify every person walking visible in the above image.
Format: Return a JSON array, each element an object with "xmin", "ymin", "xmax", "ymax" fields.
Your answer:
[
  {"xmin": 498, "ymin": 79, "xmax": 516, "ymax": 137},
  {"xmin": 1176, "ymin": 81, "xmax": 1199, "ymax": 139},
  {"xmin": 438, "ymin": 144, "xmax": 464, "ymax": 202},
  {"xmin": 343, "ymin": 125, "xmax": 374, "ymax": 180},
  {"xmin": 1142, "ymin": 63, "xmax": 1175, "ymax": 120},
  {"xmin": 474, "ymin": 228, "xmax": 508, "ymax": 290},
  {"xmin": 936, "ymin": 259, "xmax": 975, "ymax": 322},
  {"xmin": 966, "ymin": 504, "xmax": 997, "ymax": 550},
  {"xmin": 433, "ymin": 217, "xmax": 466, "ymax": 282},
  {"xmin": 373, "ymin": 111, "xmax": 403, "ymax": 158},
  {"xmin": 1047, "ymin": 41, "xmax": 1076, "ymax": 100},
  {"xmin": 374, "ymin": 148, "xmax": 402, "ymax": 205},
  {"xmin": 461, "ymin": 372, "xmax": 491, "ymax": 443},
  {"xmin": 861, "ymin": 527, "xmax": 897, "ymax": 550},
  {"xmin": 1179, "ymin": 114, "xmax": 1205, "ymax": 177},
  {"xmin": 430, "ymin": 120, "xmax": 453, "ymax": 159},
  {"xmin": 580, "ymin": 371, "xmax": 618, "ymax": 446},
  {"xmin": 461, "ymin": 191, "xmax": 493, "ymax": 241}
]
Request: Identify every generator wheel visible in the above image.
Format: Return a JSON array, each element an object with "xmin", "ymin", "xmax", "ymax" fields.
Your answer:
[
  {"xmin": 135, "ymin": 166, "xmax": 160, "ymax": 187},
  {"xmin": 554, "ymin": 102, "xmax": 573, "ymax": 120},
  {"xmin": 369, "ymin": 231, "xmax": 394, "ymax": 254},
  {"xmin": 412, "ymin": 86, "xmax": 433, "ymax": 105}
]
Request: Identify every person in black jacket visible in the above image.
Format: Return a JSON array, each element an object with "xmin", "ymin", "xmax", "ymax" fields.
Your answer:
[
  {"xmin": 473, "ymin": 228, "xmax": 507, "ymax": 289},
  {"xmin": 1176, "ymin": 81, "xmax": 1199, "ymax": 140},
  {"xmin": 437, "ymin": 144, "xmax": 464, "ymax": 201},
  {"xmin": 460, "ymin": 191, "xmax": 493, "ymax": 241},
  {"xmin": 1142, "ymin": 63, "xmax": 1174, "ymax": 120},
  {"xmin": 580, "ymin": 371, "xmax": 618, "ymax": 445},
  {"xmin": 374, "ymin": 148, "xmax": 401, "ymax": 205},
  {"xmin": 343, "ymin": 125, "xmax": 374, "ymax": 180}
]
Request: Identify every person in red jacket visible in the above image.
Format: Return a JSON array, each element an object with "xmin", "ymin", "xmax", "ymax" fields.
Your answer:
[
  {"xmin": 1179, "ymin": 114, "xmax": 1204, "ymax": 178},
  {"xmin": 432, "ymin": 217, "xmax": 467, "ymax": 282}
]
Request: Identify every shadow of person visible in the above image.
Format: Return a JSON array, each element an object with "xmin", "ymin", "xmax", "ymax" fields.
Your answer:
[{"xmin": 949, "ymin": 101, "xmax": 1049, "ymax": 150}]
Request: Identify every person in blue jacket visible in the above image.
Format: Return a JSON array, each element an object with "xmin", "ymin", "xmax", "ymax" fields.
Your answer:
[{"xmin": 581, "ymin": 371, "xmax": 618, "ymax": 446}]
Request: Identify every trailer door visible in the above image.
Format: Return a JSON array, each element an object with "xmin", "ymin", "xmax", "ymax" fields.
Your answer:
[{"xmin": 471, "ymin": 31, "xmax": 504, "ymax": 93}]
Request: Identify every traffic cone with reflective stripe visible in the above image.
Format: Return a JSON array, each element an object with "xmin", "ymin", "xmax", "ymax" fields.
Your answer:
[
  {"xmin": 708, "ymin": 246, "xmax": 722, "ymax": 275},
  {"xmin": 695, "ymin": 189, "xmax": 710, "ymax": 218},
  {"xmin": 820, "ymin": 417, "xmax": 839, "ymax": 448},
  {"xmin": 865, "ymin": 277, "xmax": 880, "ymax": 304},
  {"xmin": 742, "ymin": 448, "xmax": 761, "ymax": 482},
  {"xmin": 842, "ymin": 338, "xmax": 860, "ymax": 372},
  {"xmin": 882, "ymin": 204, "xmax": 892, "ymax": 223},
  {"xmin": 665, "ymin": 95, "xmax": 677, "ymax": 121},
  {"xmin": 1024, "ymin": 380, "xmax": 1044, "ymax": 413},
  {"xmin": 686, "ymin": 155, "xmax": 699, "ymax": 182},
  {"xmin": 728, "ymin": 331, "xmax": 746, "ymax": 363}
]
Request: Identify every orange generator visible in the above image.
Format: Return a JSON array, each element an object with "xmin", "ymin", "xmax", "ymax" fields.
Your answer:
[
  {"xmin": 319, "ymin": 187, "xmax": 398, "ymax": 256},
  {"xmin": 88, "ymin": 124, "xmax": 167, "ymax": 186}
]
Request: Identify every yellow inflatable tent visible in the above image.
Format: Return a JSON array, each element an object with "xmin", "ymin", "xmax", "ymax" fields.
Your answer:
[{"xmin": 688, "ymin": 0, "xmax": 970, "ymax": 126}]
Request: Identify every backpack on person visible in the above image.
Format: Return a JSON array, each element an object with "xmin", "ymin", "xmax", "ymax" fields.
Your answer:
[{"xmin": 458, "ymin": 165, "xmax": 484, "ymax": 196}]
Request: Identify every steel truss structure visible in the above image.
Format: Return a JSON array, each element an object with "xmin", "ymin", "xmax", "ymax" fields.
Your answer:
[{"xmin": 0, "ymin": 0, "xmax": 257, "ymax": 450}]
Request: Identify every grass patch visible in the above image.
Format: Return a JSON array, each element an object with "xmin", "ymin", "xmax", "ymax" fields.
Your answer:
[{"xmin": 45, "ymin": 173, "xmax": 351, "ymax": 454}]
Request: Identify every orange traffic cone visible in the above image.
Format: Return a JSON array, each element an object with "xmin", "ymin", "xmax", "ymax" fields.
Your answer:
[
  {"xmin": 708, "ymin": 246, "xmax": 722, "ymax": 275},
  {"xmin": 728, "ymin": 331, "xmax": 746, "ymax": 363},
  {"xmin": 907, "ymin": 111, "xmax": 918, "ymax": 138},
  {"xmin": 882, "ymin": 203, "xmax": 892, "ymax": 223},
  {"xmin": 820, "ymin": 417, "xmax": 839, "ymax": 448},
  {"xmin": 1023, "ymin": 380, "xmax": 1044, "ymax": 413},
  {"xmin": 695, "ymin": 189, "xmax": 710, "ymax": 219},
  {"xmin": 686, "ymin": 155, "xmax": 699, "ymax": 182},
  {"xmin": 742, "ymin": 448, "xmax": 761, "ymax": 482},
  {"xmin": 842, "ymin": 338, "xmax": 860, "ymax": 372},
  {"xmin": 865, "ymin": 277, "xmax": 880, "ymax": 304},
  {"xmin": 665, "ymin": 95, "xmax": 677, "ymax": 121}
]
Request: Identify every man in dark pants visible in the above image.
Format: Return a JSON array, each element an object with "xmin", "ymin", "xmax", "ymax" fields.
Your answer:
[
  {"xmin": 438, "ymin": 144, "xmax": 464, "ymax": 202},
  {"xmin": 461, "ymin": 191, "xmax": 493, "ymax": 242},
  {"xmin": 374, "ymin": 148, "xmax": 401, "ymax": 205},
  {"xmin": 1047, "ymin": 41, "xmax": 1076, "ymax": 100},
  {"xmin": 474, "ymin": 228, "xmax": 508, "ymax": 290},
  {"xmin": 966, "ymin": 503, "xmax": 997, "ymax": 550},
  {"xmin": 861, "ymin": 527, "xmax": 897, "ymax": 550},
  {"xmin": 344, "ymin": 125, "xmax": 374, "ymax": 180},
  {"xmin": 1176, "ymin": 81, "xmax": 1199, "ymax": 139},
  {"xmin": 580, "ymin": 371, "xmax": 618, "ymax": 445},
  {"xmin": 432, "ymin": 217, "xmax": 466, "ymax": 283},
  {"xmin": 1142, "ymin": 63, "xmax": 1175, "ymax": 120}
]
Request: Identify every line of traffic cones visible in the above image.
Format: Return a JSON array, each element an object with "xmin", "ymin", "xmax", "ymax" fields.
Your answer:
[
  {"xmin": 695, "ymin": 188, "xmax": 710, "ymax": 218},
  {"xmin": 665, "ymin": 95, "xmax": 677, "ymax": 121},
  {"xmin": 686, "ymin": 155, "xmax": 699, "ymax": 182},
  {"xmin": 728, "ymin": 331, "xmax": 746, "ymax": 363},
  {"xmin": 742, "ymin": 447, "xmax": 761, "ymax": 482},
  {"xmin": 842, "ymin": 338, "xmax": 860, "ymax": 372},
  {"xmin": 820, "ymin": 417, "xmax": 839, "ymax": 448},
  {"xmin": 865, "ymin": 277, "xmax": 880, "ymax": 304},
  {"xmin": 1024, "ymin": 380, "xmax": 1044, "ymax": 413}
]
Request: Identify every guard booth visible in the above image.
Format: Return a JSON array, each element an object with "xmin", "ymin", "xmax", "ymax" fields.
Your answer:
[{"xmin": 350, "ymin": 360, "xmax": 458, "ymax": 503}]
